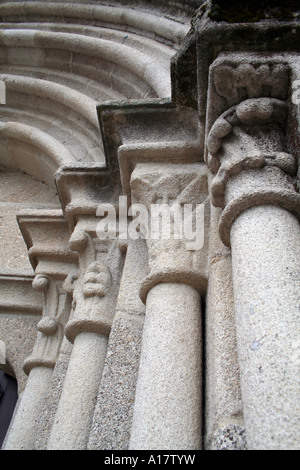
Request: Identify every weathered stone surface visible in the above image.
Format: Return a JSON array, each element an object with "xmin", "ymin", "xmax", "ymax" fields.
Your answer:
[
  {"xmin": 208, "ymin": 0, "xmax": 300, "ymax": 22},
  {"xmin": 88, "ymin": 315, "xmax": 144, "ymax": 450},
  {"xmin": 129, "ymin": 283, "xmax": 202, "ymax": 450},
  {"xmin": 1, "ymin": 0, "xmax": 299, "ymax": 452},
  {"xmin": 205, "ymin": 205, "xmax": 244, "ymax": 450},
  {"xmin": 212, "ymin": 423, "xmax": 247, "ymax": 450},
  {"xmin": 89, "ymin": 238, "xmax": 147, "ymax": 450},
  {"xmin": 35, "ymin": 339, "xmax": 72, "ymax": 450},
  {"xmin": 206, "ymin": 50, "xmax": 300, "ymax": 449},
  {"xmin": 231, "ymin": 206, "xmax": 300, "ymax": 449}
]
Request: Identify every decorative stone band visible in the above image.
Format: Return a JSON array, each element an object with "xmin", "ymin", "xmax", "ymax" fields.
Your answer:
[
  {"xmin": 219, "ymin": 188, "xmax": 300, "ymax": 248},
  {"xmin": 65, "ymin": 310, "xmax": 112, "ymax": 344},
  {"xmin": 206, "ymin": 97, "xmax": 300, "ymax": 247},
  {"xmin": 140, "ymin": 267, "xmax": 207, "ymax": 305}
]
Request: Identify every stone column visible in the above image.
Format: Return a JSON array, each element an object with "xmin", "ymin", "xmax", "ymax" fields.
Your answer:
[
  {"xmin": 207, "ymin": 64, "xmax": 300, "ymax": 449},
  {"xmin": 205, "ymin": 204, "xmax": 245, "ymax": 450},
  {"xmin": 34, "ymin": 269, "xmax": 77, "ymax": 450},
  {"xmin": 3, "ymin": 275, "xmax": 68, "ymax": 450},
  {"xmin": 88, "ymin": 238, "xmax": 147, "ymax": 450},
  {"xmin": 129, "ymin": 163, "xmax": 209, "ymax": 450},
  {"xmin": 47, "ymin": 219, "xmax": 123, "ymax": 450}
]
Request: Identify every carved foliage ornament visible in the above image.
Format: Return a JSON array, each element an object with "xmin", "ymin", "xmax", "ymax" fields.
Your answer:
[
  {"xmin": 206, "ymin": 60, "xmax": 300, "ymax": 246},
  {"xmin": 213, "ymin": 62, "xmax": 289, "ymax": 108}
]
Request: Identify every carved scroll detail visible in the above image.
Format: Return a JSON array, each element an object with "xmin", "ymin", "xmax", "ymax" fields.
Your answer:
[
  {"xmin": 207, "ymin": 98, "xmax": 297, "ymax": 209},
  {"xmin": 206, "ymin": 59, "xmax": 300, "ymax": 247},
  {"xmin": 23, "ymin": 275, "xmax": 66, "ymax": 375}
]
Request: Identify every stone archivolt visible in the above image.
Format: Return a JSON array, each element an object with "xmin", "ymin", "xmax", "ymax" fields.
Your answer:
[
  {"xmin": 0, "ymin": 0, "xmax": 184, "ymax": 186},
  {"xmin": 0, "ymin": 0, "xmax": 299, "ymax": 452}
]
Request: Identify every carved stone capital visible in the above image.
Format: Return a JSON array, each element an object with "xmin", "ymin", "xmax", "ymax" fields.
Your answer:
[
  {"xmin": 17, "ymin": 209, "xmax": 78, "ymax": 277},
  {"xmin": 130, "ymin": 162, "xmax": 209, "ymax": 302},
  {"xmin": 206, "ymin": 57, "xmax": 300, "ymax": 247},
  {"xmin": 15, "ymin": 211, "xmax": 78, "ymax": 375}
]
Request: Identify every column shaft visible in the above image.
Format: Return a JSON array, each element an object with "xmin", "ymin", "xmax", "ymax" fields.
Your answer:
[
  {"xmin": 231, "ymin": 205, "xmax": 300, "ymax": 449},
  {"xmin": 129, "ymin": 283, "xmax": 202, "ymax": 450},
  {"xmin": 47, "ymin": 332, "xmax": 107, "ymax": 449},
  {"xmin": 3, "ymin": 367, "xmax": 53, "ymax": 450}
]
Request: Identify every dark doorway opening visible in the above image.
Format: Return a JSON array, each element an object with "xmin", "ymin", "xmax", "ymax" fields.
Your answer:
[{"xmin": 0, "ymin": 371, "xmax": 18, "ymax": 448}]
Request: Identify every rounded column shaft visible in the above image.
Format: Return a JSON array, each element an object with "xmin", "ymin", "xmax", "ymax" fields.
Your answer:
[
  {"xmin": 3, "ymin": 367, "xmax": 53, "ymax": 450},
  {"xmin": 47, "ymin": 332, "xmax": 108, "ymax": 450},
  {"xmin": 231, "ymin": 205, "xmax": 300, "ymax": 449},
  {"xmin": 207, "ymin": 85, "xmax": 300, "ymax": 449},
  {"xmin": 129, "ymin": 283, "xmax": 202, "ymax": 450}
]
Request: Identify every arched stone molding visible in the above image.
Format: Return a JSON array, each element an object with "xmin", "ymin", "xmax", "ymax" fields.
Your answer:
[
  {"xmin": 0, "ymin": 122, "xmax": 76, "ymax": 187},
  {"xmin": 0, "ymin": 29, "xmax": 170, "ymax": 98},
  {"xmin": 0, "ymin": 2, "xmax": 190, "ymax": 49},
  {"xmin": 0, "ymin": 74, "xmax": 99, "ymax": 126},
  {"xmin": 0, "ymin": 1, "xmax": 186, "ymax": 190}
]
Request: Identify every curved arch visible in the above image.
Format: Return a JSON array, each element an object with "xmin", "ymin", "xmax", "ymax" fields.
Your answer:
[
  {"xmin": 0, "ymin": 29, "xmax": 171, "ymax": 97},
  {"xmin": 0, "ymin": 121, "xmax": 76, "ymax": 184},
  {"xmin": 1, "ymin": 343, "xmax": 35, "ymax": 399},
  {"xmin": 0, "ymin": 359, "xmax": 17, "ymax": 383},
  {"xmin": 0, "ymin": 370, "xmax": 18, "ymax": 448},
  {"xmin": 0, "ymin": 2, "xmax": 190, "ymax": 46},
  {"xmin": 0, "ymin": 1, "xmax": 187, "ymax": 184},
  {"xmin": 0, "ymin": 74, "xmax": 99, "ymax": 128},
  {"xmin": 0, "ymin": 65, "xmax": 127, "ymax": 101},
  {"xmin": 0, "ymin": 121, "xmax": 75, "ymax": 165}
]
